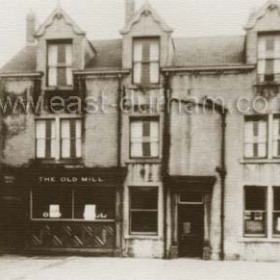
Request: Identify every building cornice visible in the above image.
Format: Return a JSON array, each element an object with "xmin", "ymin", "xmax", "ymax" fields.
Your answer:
[
  {"xmin": 0, "ymin": 72, "xmax": 43, "ymax": 78},
  {"xmin": 161, "ymin": 65, "xmax": 256, "ymax": 74}
]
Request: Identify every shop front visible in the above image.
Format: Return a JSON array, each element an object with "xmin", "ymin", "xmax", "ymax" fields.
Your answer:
[{"xmin": 0, "ymin": 166, "xmax": 126, "ymax": 256}]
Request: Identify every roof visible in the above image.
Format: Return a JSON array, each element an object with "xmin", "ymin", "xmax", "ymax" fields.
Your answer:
[
  {"xmin": 0, "ymin": 35, "xmax": 246, "ymax": 74},
  {"xmin": 0, "ymin": 45, "xmax": 37, "ymax": 74},
  {"xmin": 85, "ymin": 39, "xmax": 122, "ymax": 69},
  {"xmin": 173, "ymin": 35, "xmax": 246, "ymax": 67},
  {"xmin": 245, "ymin": 0, "xmax": 280, "ymax": 30}
]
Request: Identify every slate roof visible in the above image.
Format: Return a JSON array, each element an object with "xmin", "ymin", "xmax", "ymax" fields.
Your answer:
[
  {"xmin": 0, "ymin": 35, "xmax": 246, "ymax": 74},
  {"xmin": 173, "ymin": 35, "xmax": 246, "ymax": 67}
]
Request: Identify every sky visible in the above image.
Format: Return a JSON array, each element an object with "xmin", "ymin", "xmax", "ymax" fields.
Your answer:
[{"xmin": 0, "ymin": 0, "xmax": 268, "ymax": 68}]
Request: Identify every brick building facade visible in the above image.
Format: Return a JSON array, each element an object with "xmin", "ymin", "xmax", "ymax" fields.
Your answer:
[{"xmin": 1, "ymin": 0, "xmax": 280, "ymax": 261}]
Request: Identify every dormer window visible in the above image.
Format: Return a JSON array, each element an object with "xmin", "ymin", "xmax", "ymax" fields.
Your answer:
[
  {"xmin": 47, "ymin": 40, "xmax": 73, "ymax": 87},
  {"xmin": 258, "ymin": 34, "xmax": 280, "ymax": 83},
  {"xmin": 133, "ymin": 38, "xmax": 160, "ymax": 87}
]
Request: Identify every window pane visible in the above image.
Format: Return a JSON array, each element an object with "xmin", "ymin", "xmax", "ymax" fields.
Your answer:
[
  {"xmin": 48, "ymin": 67, "xmax": 57, "ymax": 87},
  {"xmin": 32, "ymin": 189, "xmax": 72, "ymax": 219},
  {"xmin": 74, "ymin": 189, "xmax": 115, "ymax": 220},
  {"xmin": 131, "ymin": 212, "xmax": 157, "ymax": 233},
  {"xmin": 36, "ymin": 139, "xmax": 46, "ymax": 158},
  {"xmin": 130, "ymin": 188, "xmax": 158, "ymax": 210},
  {"xmin": 274, "ymin": 188, "xmax": 280, "ymax": 211},
  {"xmin": 245, "ymin": 187, "xmax": 266, "ymax": 211},
  {"xmin": 57, "ymin": 67, "xmax": 67, "ymax": 87},
  {"xmin": 150, "ymin": 62, "xmax": 159, "ymax": 83},
  {"xmin": 131, "ymin": 143, "xmax": 143, "ymax": 157},
  {"xmin": 58, "ymin": 44, "xmax": 66, "ymax": 64},
  {"xmin": 244, "ymin": 212, "xmax": 266, "ymax": 235},
  {"xmin": 133, "ymin": 62, "xmax": 142, "ymax": 84}
]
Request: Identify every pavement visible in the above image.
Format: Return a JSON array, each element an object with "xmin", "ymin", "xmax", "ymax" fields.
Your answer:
[{"xmin": 0, "ymin": 255, "xmax": 280, "ymax": 280}]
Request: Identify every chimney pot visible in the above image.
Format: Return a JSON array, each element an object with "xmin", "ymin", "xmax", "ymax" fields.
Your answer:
[
  {"xmin": 125, "ymin": 0, "xmax": 135, "ymax": 24},
  {"xmin": 26, "ymin": 10, "xmax": 36, "ymax": 45}
]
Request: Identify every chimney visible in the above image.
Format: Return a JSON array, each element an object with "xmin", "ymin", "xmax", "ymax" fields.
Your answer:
[
  {"xmin": 26, "ymin": 10, "xmax": 36, "ymax": 45},
  {"xmin": 125, "ymin": 0, "xmax": 135, "ymax": 24}
]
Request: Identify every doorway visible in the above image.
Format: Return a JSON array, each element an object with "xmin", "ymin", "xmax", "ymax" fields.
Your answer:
[{"xmin": 177, "ymin": 194, "xmax": 204, "ymax": 258}]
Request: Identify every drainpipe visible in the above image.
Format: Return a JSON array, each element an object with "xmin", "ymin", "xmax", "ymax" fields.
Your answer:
[
  {"xmin": 169, "ymin": 97, "xmax": 228, "ymax": 260},
  {"xmin": 162, "ymin": 72, "xmax": 171, "ymax": 258},
  {"xmin": 204, "ymin": 98, "xmax": 227, "ymax": 261}
]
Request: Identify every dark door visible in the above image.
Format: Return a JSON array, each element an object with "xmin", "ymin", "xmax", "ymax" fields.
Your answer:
[{"xmin": 178, "ymin": 204, "xmax": 204, "ymax": 258}]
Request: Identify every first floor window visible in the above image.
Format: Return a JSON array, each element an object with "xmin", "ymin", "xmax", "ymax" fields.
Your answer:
[
  {"xmin": 61, "ymin": 119, "xmax": 82, "ymax": 159},
  {"xmin": 35, "ymin": 118, "xmax": 82, "ymax": 160},
  {"xmin": 244, "ymin": 186, "xmax": 267, "ymax": 236},
  {"xmin": 129, "ymin": 187, "xmax": 158, "ymax": 234},
  {"xmin": 273, "ymin": 115, "xmax": 280, "ymax": 157},
  {"xmin": 130, "ymin": 118, "xmax": 159, "ymax": 158},
  {"xmin": 35, "ymin": 119, "xmax": 56, "ymax": 159},
  {"xmin": 244, "ymin": 116, "xmax": 267, "ymax": 158}
]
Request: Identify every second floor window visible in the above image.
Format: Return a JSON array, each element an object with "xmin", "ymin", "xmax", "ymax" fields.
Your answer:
[
  {"xmin": 133, "ymin": 38, "xmax": 160, "ymax": 86},
  {"xmin": 47, "ymin": 41, "xmax": 73, "ymax": 87},
  {"xmin": 244, "ymin": 116, "xmax": 267, "ymax": 158},
  {"xmin": 130, "ymin": 118, "xmax": 159, "ymax": 158},
  {"xmin": 258, "ymin": 34, "xmax": 280, "ymax": 82},
  {"xmin": 35, "ymin": 118, "xmax": 82, "ymax": 160}
]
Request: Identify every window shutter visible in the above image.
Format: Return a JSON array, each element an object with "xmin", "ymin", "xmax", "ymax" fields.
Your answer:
[
  {"xmin": 66, "ymin": 44, "xmax": 73, "ymax": 85},
  {"xmin": 75, "ymin": 120, "xmax": 82, "ymax": 158},
  {"xmin": 244, "ymin": 121, "xmax": 253, "ymax": 158},
  {"xmin": 150, "ymin": 40, "xmax": 160, "ymax": 83},
  {"xmin": 36, "ymin": 121, "xmax": 46, "ymax": 158},
  {"xmin": 133, "ymin": 41, "xmax": 143, "ymax": 84},
  {"xmin": 48, "ymin": 45, "xmax": 58, "ymax": 86},
  {"xmin": 141, "ymin": 41, "xmax": 151, "ymax": 87},
  {"xmin": 258, "ymin": 120, "xmax": 267, "ymax": 157},
  {"xmin": 273, "ymin": 118, "xmax": 280, "ymax": 157},
  {"xmin": 150, "ymin": 121, "xmax": 159, "ymax": 157},
  {"xmin": 61, "ymin": 120, "xmax": 71, "ymax": 158},
  {"xmin": 131, "ymin": 121, "xmax": 143, "ymax": 157}
]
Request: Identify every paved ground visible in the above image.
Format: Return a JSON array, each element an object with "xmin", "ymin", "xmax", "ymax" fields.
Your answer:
[{"xmin": 0, "ymin": 255, "xmax": 280, "ymax": 280}]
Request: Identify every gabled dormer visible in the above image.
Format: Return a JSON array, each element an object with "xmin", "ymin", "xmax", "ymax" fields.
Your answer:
[
  {"xmin": 34, "ymin": 4, "xmax": 95, "ymax": 89},
  {"xmin": 245, "ymin": 0, "xmax": 280, "ymax": 96},
  {"xmin": 120, "ymin": 0, "xmax": 174, "ymax": 87}
]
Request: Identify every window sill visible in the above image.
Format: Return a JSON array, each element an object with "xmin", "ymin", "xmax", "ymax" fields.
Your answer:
[
  {"xmin": 128, "ymin": 85, "xmax": 162, "ymax": 90},
  {"xmin": 126, "ymin": 159, "xmax": 162, "ymax": 164},
  {"xmin": 30, "ymin": 219, "xmax": 115, "ymax": 223},
  {"xmin": 239, "ymin": 237, "xmax": 280, "ymax": 243},
  {"xmin": 125, "ymin": 235, "xmax": 160, "ymax": 240},
  {"xmin": 44, "ymin": 86, "xmax": 74, "ymax": 92},
  {"xmin": 34, "ymin": 158, "xmax": 83, "ymax": 166},
  {"xmin": 240, "ymin": 159, "xmax": 280, "ymax": 164}
]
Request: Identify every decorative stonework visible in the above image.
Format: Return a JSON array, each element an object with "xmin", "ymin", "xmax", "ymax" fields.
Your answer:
[
  {"xmin": 245, "ymin": 0, "xmax": 280, "ymax": 30},
  {"xmin": 35, "ymin": 4, "xmax": 85, "ymax": 37},
  {"xmin": 120, "ymin": 1, "xmax": 173, "ymax": 34}
]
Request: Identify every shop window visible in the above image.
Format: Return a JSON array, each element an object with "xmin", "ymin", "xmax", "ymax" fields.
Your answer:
[
  {"xmin": 129, "ymin": 187, "xmax": 158, "ymax": 234},
  {"xmin": 31, "ymin": 188, "xmax": 115, "ymax": 221},
  {"xmin": 32, "ymin": 189, "xmax": 72, "ymax": 219},
  {"xmin": 35, "ymin": 119, "xmax": 56, "ymax": 159},
  {"xmin": 74, "ymin": 189, "xmax": 115, "ymax": 220},
  {"xmin": 244, "ymin": 116, "xmax": 267, "ymax": 158},
  {"xmin": 258, "ymin": 34, "xmax": 280, "ymax": 82},
  {"xmin": 47, "ymin": 41, "xmax": 73, "ymax": 87},
  {"xmin": 133, "ymin": 38, "xmax": 160, "ymax": 86},
  {"xmin": 60, "ymin": 119, "xmax": 82, "ymax": 159},
  {"xmin": 244, "ymin": 186, "xmax": 267, "ymax": 236},
  {"xmin": 130, "ymin": 118, "xmax": 159, "ymax": 158}
]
